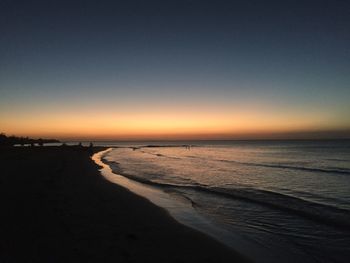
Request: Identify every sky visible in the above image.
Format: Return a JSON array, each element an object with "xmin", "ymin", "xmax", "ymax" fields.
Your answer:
[{"xmin": 0, "ymin": 0, "xmax": 349, "ymax": 140}]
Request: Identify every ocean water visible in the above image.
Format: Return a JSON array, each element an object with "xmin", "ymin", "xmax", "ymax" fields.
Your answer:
[{"xmin": 99, "ymin": 140, "xmax": 350, "ymax": 262}]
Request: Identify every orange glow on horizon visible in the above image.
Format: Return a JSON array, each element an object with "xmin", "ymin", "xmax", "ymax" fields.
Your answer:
[{"xmin": 1, "ymin": 108, "xmax": 349, "ymax": 140}]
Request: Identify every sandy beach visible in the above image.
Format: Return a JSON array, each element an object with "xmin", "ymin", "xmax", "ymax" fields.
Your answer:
[{"xmin": 0, "ymin": 146, "xmax": 248, "ymax": 262}]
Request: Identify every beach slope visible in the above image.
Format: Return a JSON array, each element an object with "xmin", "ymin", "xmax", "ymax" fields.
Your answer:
[{"xmin": 0, "ymin": 146, "xmax": 248, "ymax": 262}]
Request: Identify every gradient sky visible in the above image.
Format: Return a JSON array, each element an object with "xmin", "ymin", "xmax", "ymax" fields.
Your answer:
[{"xmin": 1, "ymin": 0, "xmax": 349, "ymax": 139}]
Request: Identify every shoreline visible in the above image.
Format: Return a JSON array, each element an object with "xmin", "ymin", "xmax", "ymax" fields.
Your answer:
[
  {"xmin": 94, "ymin": 148, "xmax": 256, "ymax": 259},
  {"xmin": 1, "ymin": 146, "xmax": 249, "ymax": 262}
]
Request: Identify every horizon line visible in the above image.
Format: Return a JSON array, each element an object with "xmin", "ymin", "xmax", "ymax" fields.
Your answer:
[{"xmin": 3, "ymin": 128, "xmax": 350, "ymax": 141}]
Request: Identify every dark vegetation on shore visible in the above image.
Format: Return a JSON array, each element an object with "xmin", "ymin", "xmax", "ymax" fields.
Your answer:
[
  {"xmin": 0, "ymin": 133, "xmax": 60, "ymax": 146},
  {"xmin": 0, "ymin": 145, "xmax": 248, "ymax": 262}
]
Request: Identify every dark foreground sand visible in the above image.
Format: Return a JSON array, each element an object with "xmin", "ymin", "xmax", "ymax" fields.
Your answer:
[{"xmin": 0, "ymin": 146, "xmax": 249, "ymax": 263}]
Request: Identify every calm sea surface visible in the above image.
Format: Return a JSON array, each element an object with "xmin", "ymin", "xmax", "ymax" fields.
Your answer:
[{"xmin": 94, "ymin": 140, "xmax": 350, "ymax": 262}]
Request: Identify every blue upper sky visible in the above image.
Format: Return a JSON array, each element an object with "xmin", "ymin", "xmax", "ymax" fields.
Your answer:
[{"xmin": 1, "ymin": 0, "xmax": 349, "ymax": 139}]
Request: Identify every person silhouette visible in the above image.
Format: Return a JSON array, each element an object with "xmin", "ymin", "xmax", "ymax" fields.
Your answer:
[{"xmin": 89, "ymin": 142, "xmax": 94, "ymax": 155}]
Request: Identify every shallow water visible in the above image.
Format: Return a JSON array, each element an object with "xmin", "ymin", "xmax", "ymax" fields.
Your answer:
[{"xmin": 99, "ymin": 140, "xmax": 350, "ymax": 262}]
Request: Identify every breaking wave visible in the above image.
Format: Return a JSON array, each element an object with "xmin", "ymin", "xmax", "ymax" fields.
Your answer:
[{"xmin": 102, "ymin": 158, "xmax": 350, "ymax": 230}]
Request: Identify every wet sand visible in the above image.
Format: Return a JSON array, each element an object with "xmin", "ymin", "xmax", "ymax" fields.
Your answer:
[{"xmin": 0, "ymin": 146, "xmax": 249, "ymax": 262}]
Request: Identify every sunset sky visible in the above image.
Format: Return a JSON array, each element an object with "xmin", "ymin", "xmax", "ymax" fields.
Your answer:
[{"xmin": 1, "ymin": 0, "xmax": 349, "ymax": 140}]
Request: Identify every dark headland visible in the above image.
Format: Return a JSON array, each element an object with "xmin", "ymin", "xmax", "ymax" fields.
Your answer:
[{"xmin": 0, "ymin": 145, "xmax": 249, "ymax": 262}]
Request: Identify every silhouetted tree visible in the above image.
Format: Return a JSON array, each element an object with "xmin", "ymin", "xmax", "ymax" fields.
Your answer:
[{"xmin": 0, "ymin": 133, "xmax": 60, "ymax": 147}]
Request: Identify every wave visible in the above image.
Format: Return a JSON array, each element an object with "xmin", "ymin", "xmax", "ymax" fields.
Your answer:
[
  {"xmin": 183, "ymin": 155, "xmax": 350, "ymax": 175},
  {"xmin": 102, "ymin": 158, "xmax": 350, "ymax": 230},
  {"xmin": 139, "ymin": 150, "xmax": 182, "ymax": 160},
  {"xmin": 219, "ymin": 159, "xmax": 350, "ymax": 175},
  {"xmin": 138, "ymin": 144, "xmax": 196, "ymax": 148},
  {"xmin": 135, "ymin": 149, "xmax": 350, "ymax": 175},
  {"xmin": 325, "ymin": 158, "xmax": 350, "ymax": 162}
]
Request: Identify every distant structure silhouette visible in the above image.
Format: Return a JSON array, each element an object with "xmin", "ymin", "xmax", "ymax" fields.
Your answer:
[{"xmin": 0, "ymin": 133, "xmax": 59, "ymax": 147}]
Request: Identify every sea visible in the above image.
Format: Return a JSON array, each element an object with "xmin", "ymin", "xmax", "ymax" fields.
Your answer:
[{"xmin": 87, "ymin": 140, "xmax": 350, "ymax": 262}]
